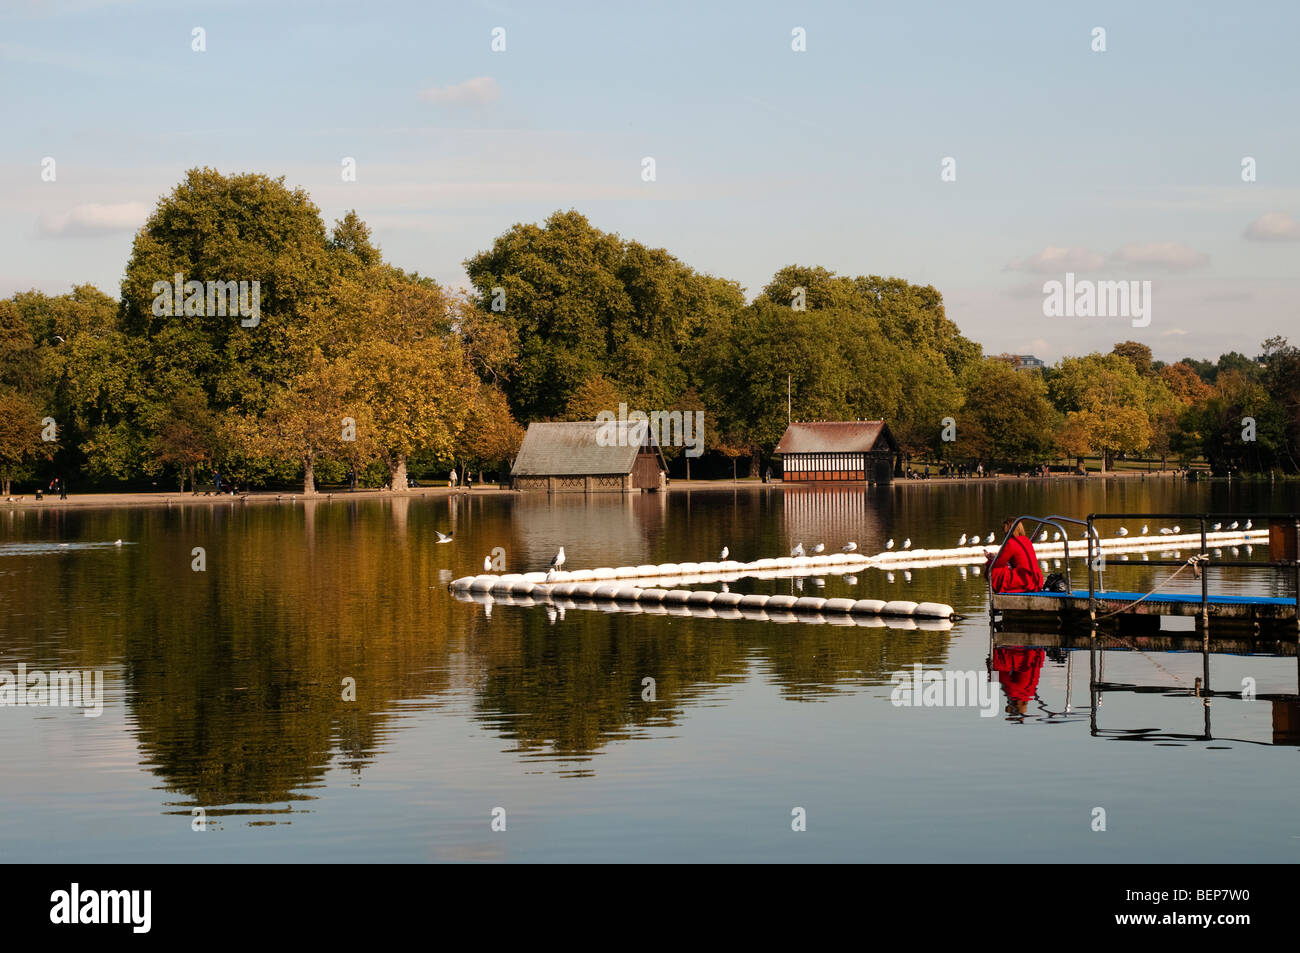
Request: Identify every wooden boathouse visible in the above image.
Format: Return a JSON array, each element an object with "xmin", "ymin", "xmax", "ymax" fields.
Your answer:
[
  {"xmin": 774, "ymin": 421, "xmax": 899, "ymax": 484},
  {"xmin": 511, "ymin": 421, "xmax": 669, "ymax": 492}
]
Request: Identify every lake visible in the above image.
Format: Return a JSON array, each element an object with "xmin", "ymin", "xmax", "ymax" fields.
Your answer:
[{"xmin": 2, "ymin": 477, "xmax": 1298, "ymax": 862}]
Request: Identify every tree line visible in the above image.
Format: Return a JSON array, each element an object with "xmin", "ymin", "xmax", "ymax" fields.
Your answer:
[{"xmin": 1, "ymin": 168, "xmax": 1297, "ymax": 495}]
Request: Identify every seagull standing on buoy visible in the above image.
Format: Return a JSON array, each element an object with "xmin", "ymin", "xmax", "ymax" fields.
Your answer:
[
  {"xmin": 1159, "ymin": 527, "xmax": 1173, "ymax": 535},
  {"xmin": 1245, "ymin": 519, "xmax": 1253, "ymax": 530},
  {"xmin": 483, "ymin": 555, "xmax": 492, "ymax": 571},
  {"xmin": 902, "ymin": 538, "xmax": 911, "ymax": 550},
  {"xmin": 791, "ymin": 542, "xmax": 805, "ymax": 557},
  {"xmin": 884, "ymin": 539, "xmax": 893, "ymax": 550},
  {"xmin": 958, "ymin": 534, "xmax": 968, "ymax": 546},
  {"xmin": 1052, "ymin": 531, "xmax": 1061, "ymax": 541},
  {"xmin": 986, "ymin": 532, "xmax": 995, "ymax": 544},
  {"xmin": 1212, "ymin": 522, "xmax": 1222, "ymax": 531},
  {"xmin": 1116, "ymin": 527, "xmax": 1129, "ymax": 537},
  {"xmin": 1228, "ymin": 521, "xmax": 1239, "ymax": 531},
  {"xmin": 811, "ymin": 543, "xmax": 825, "ymax": 554},
  {"xmin": 1141, "ymin": 525, "xmax": 1149, "ymax": 535},
  {"xmin": 1038, "ymin": 530, "xmax": 1048, "ymax": 542},
  {"xmin": 720, "ymin": 546, "xmax": 729, "ymax": 561},
  {"xmin": 843, "ymin": 541, "xmax": 858, "ymax": 553},
  {"xmin": 549, "ymin": 546, "xmax": 566, "ymax": 571}
]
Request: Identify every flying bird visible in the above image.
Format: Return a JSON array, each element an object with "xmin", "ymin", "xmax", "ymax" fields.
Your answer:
[
  {"xmin": 435, "ymin": 531, "xmax": 454, "ymax": 543},
  {"xmin": 549, "ymin": 547, "xmax": 566, "ymax": 570},
  {"xmin": 843, "ymin": 541, "xmax": 857, "ymax": 553}
]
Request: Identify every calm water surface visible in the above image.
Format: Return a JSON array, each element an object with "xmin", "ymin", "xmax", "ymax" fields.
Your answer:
[{"xmin": 2, "ymin": 478, "xmax": 1298, "ymax": 862}]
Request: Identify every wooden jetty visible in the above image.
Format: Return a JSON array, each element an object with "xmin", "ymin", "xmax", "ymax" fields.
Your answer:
[{"xmin": 989, "ymin": 511, "xmax": 1300, "ymax": 636}]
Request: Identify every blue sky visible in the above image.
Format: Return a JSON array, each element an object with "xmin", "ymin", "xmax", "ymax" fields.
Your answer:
[{"xmin": 2, "ymin": 0, "xmax": 1298, "ymax": 361}]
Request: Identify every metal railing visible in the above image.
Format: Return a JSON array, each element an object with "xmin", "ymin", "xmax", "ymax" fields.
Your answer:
[
  {"xmin": 1085, "ymin": 512, "xmax": 1300, "ymax": 634},
  {"xmin": 985, "ymin": 514, "xmax": 1094, "ymax": 622}
]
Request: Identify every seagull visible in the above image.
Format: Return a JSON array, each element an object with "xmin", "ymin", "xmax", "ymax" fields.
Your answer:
[
  {"xmin": 902, "ymin": 539, "xmax": 911, "ymax": 549},
  {"xmin": 791, "ymin": 542, "xmax": 805, "ymax": 557},
  {"xmin": 435, "ymin": 531, "xmax": 454, "ymax": 543},
  {"xmin": 546, "ymin": 567, "xmax": 557, "ymax": 583},
  {"xmin": 1038, "ymin": 530, "xmax": 1048, "ymax": 542},
  {"xmin": 549, "ymin": 547, "xmax": 566, "ymax": 570},
  {"xmin": 885, "ymin": 539, "xmax": 894, "ymax": 550},
  {"xmin": 811, "ymin": 543, "xmax": 825, "ymax": 554},
  {"xmin": 1052, "ymin": 531, "xmax": 1061, "ymax": 541},
  {"xmin": 1173, "ymin": 525, "xmax": 1181, "ymax": 534},
  {"xmin": 972, "ymin": 565, "xmax": 981, "ymax": 576},
  {"xmin": 902, "ymin": 570, "xmax": 912, "ymax": 583},
  {"xmin": 1119, "ymin": 554, "xmax": 1129, "ymax": 562},
  {"xmin": 720, "ymin": 546, "xmax": 729, "ymax": 560},
  {"xmin": 886, "ymin": 572, "xmax": 895, "ymax": 584},
  {"xmin": 1053, "ymin": 559, "xmax": 1061, "ymax": 568},
  {"xmin": 1159, "ymin": 527, "xmax": 1173, "ymax": 535},
  {"xmin": 843, "ymin": 541, "xmax": 857, "ymax": 553},
  {"xmin": 1140, "ymin": 525, "xmax": 1148, "ymax": 535},
  {"xmin": 986, "ymin": 533, "xmax": 995, "ymax": 544},
  {"xmin": 1212, "ymin": 522, "xmax": 1222, "ymax": 531},
  {"xmin": 1228, "ymin": 521, "xmax": 1239, "ymax": 530},
  {"xmin": 113, "ymin": 539, "xmax": 122, "ymax": 546},
  {"xmin": 844, "ymin": 575, "xmax": 858, "ymax": 585},
  {"xmin": 1245, "ymin": 519, "xmax": 1253, "ymax": 530},
  {"xmin": 958, "ymin": 534, "xmax": 968, "ymax": 546},
  {"xmin": 483, "ymin": 555, "xmax": 492, "ymax": 572},
  {"xmin": 959, "ymin": 566, "xmax": 968, "ymax": 579},
  {"xmin": 1116, "ymin": 527, "xmax": 1129, "ymax": 536}
]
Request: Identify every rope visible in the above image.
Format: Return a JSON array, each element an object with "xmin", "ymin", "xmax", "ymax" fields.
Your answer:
[{"xmin": 1093, "ymin": 553, "xmax": 1210, "ymax": 621}]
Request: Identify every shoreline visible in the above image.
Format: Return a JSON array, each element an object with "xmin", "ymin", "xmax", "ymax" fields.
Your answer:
[{"xmin": 1, "ymin": 471, "xmax": 1197, "ymax": 510}]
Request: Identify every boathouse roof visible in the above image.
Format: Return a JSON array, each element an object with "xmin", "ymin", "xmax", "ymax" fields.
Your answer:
[
  {"xmin": 511, "ymin": 421, "xmax": 668, "ymax": 476},
  {"xmin": 775, "ymin": 421, "xmax": 898, "ymax": 455}
]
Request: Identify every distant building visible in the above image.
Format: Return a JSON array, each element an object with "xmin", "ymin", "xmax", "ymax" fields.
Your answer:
[
  {"xmin": 993, "ymin": 353, "xmax": 1046, "ymax": 371},
  {"xmin": 774, "ymin": 421, "xmax": 899, "ymax": 484},
  {"xmin": 511, "ymin": 421, "xmax": 668, "ymax": 492}
]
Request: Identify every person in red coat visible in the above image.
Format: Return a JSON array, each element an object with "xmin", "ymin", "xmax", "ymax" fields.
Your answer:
[
  {"xmin": 987, "ymin": 518, "xmax": 1044, "ymax": 593},
  {"xmin": 991, "ymin": 647, "xmax": 1045, "ymax": 715}
]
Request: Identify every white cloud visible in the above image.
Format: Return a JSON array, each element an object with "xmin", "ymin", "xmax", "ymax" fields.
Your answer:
[
  {"xmin": 37, "ymin": 202, "xmax": 148, "ymax": 237},
  {"xmin": 418, "ymin": 77, "xmax": 500, "ymax": 107},
  {"xmin": 1107, "ymin": 241, "xmax": 1209, "ymax": 273},
  {"xmin": 1005, "ymin": 246, "xmax": 1104, "ymax": 273},
  {"xmin": 1243, "ymin": 211, "xmax": 1300, "ymax": 242}
]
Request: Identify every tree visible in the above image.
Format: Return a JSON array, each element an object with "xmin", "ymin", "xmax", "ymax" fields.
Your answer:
[
  {"xmin": 957, "ymin": 359, "xmax": 1060, "ymax": 464},
  {"xmin": 349, "ymin": 338, "xmax": 479, "ymax": 491},
  {"xmin": 0, "ymin": 388, "xmax": 47, "ymax": 495},
  {"xmin": 143, "ymin": 388, "xmax": 220, "ymax": 491},
  {"xmin": 236, "ymin": 351, "xmax": 374, "ymax": 494},
  {"xmin": 1049, "ymin": 354, "xmax": 1152, "ymax": 471}
]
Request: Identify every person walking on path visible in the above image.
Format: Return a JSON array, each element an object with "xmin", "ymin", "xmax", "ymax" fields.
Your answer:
[{"xmin": 449, "ymin": 468, "xmax": 458, "ymax": 488}]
